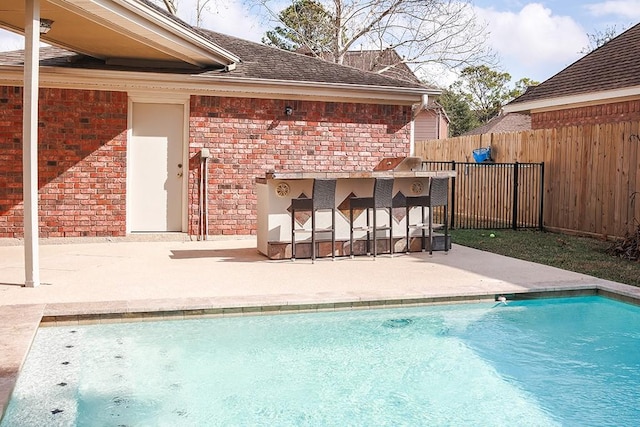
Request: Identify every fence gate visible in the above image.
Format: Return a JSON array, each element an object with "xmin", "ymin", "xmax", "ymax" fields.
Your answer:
[{"xmin": 423, "ymin": 161, "xmax": 544, "ymax": 230}]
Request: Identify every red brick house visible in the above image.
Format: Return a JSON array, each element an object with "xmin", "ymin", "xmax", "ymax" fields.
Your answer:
[
  {"xmin": 504, "ymin": 23, "xmax": 640, "ymax": 128},
  {"xmin": 0, "ymin": 0, "xmax": 437, "ymax": 241}
]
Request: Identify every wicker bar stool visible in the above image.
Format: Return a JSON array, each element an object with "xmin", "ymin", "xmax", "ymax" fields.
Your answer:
[
  {"xmin": 349, "ymin": 177, "xmax": 394, "ymax": 258},
  {"xmin": 291, "ymin": 179, "xmax": 337, "ymax": 262},
  {"xmin": 405, "ymin": 177, "xmax": 449, "ymax": 255}
]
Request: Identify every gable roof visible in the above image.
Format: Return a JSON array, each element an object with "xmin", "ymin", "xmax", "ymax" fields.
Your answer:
[
  {"xmin": 505, "ymin": 23, "xmax": 640, "ymax": 113},
  {"xmin": 463, "ymin": 113, "xmax": 531, "ymax": 135}
]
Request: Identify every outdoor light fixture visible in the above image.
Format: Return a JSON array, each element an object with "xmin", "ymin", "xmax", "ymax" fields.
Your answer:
[
  {"xmin": 39, "ymin": 19, "xmax": 54, "ymax": 34},
  {"xmin": 284, "ymin": 106, "xmax": 293, "ymax": 116}
]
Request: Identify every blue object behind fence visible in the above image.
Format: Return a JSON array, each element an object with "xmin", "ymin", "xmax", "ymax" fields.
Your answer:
[{"xmin": 472, "ymin": 147, "xmax": 491, "ymax": 163}]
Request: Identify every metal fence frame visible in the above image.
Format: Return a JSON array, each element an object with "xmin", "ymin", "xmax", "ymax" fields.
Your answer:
[{"xmin": 423, "ymin": 161, "xmax": 545, "ymax": 230}]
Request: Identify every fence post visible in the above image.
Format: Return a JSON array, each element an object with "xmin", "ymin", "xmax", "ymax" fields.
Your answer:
[
  {"xmin": 512, "ymin": 161, "xmax": 519, "ymax": 230},
  {"xmin": 450, "ymin": 160, "xmax": 456, "ymax": 228},
  {"xmin": 538, "ymin": 162, "xmax": 545, "ymax": 231}
]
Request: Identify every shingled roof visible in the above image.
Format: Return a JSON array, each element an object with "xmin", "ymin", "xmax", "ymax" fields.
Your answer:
[
  {"xmin": 339, "ymin": 49, "xmax": 422, "ymax": 84},
  {"xmin": 463, "ymin": 113, "xmax": 531, "ymax": 135},
  {"xmin": 197, "ymin": 31, "xmax": 427, "ymax": 89},
  {"xmin": 0, "ymin": 37, "xmax": 428, "ymax": 91},
  {"xmin": 0, "ymin": 0, "xmax": 429, "ymax": 92},
  {"xmin": 508, "ymin": 23, "xmax": 640, "ymax": 108}
]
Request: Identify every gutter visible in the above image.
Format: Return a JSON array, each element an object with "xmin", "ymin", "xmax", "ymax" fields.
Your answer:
[{"xmin": 0, "ymin": 65, "xmax": 430, "ymax": 104}]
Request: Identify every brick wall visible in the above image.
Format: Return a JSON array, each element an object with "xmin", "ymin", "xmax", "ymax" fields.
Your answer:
[
  {"xmin": 189, "ymin": 96, "xmax": 412, "ymax": 235},
  {"xmin": 0, "ymin": 86, "xmax": 128, "ymax": 238},
  {"xmin": 1, "ymin": 89, "xmax": 412, "ymax": 238},
  {"xmin": 532, "ymin": 99, "xmax": 640, "ymax": 129}
]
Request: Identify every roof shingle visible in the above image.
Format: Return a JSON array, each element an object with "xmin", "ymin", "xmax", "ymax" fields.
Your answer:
[
  {"xmin": 463, "ymin": 113, "xmax": 531, "ymax": 135},
  {"xmin": 510, "ymin": 23, "xmax": 640, "ymax": 105}
]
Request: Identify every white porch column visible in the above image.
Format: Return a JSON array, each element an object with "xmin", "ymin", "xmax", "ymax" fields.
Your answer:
[{"xmin": 23, "ymin": 0, "xmax": 41, "ymax": 287}]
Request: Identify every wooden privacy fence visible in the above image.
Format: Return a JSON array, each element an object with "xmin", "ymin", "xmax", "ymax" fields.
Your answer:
[
  {"xmin": 423, "ymin": 161, "xmax": 544, "ymax": 230},
  {"xmin": 415, "ymin": 121, "xmax": 640, "ymax": 239}
]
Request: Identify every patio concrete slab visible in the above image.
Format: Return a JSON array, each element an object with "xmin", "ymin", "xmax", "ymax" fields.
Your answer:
[{"xmin": 1, "ymin": 236, "xmax": 639, "ymax": 419}]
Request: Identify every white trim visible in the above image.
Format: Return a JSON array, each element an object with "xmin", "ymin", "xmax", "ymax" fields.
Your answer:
[
  {"xmin": 126, "ymin": 93, "xmax": 190, "ymax": 233},
  {"xmin": 23, "ymin": 0, "xmax": 41, "ymax": 287},
  {"xmin": 43, "ymin": 0, "xmax": 238, "ymax": 67},
  {"xmin": 126, "ymin": 97, "xmax": 133, "ymax": 235},
  {"xmin": 110, "ymin": 0, "xmax": 240, "ymax": 63},
  {"xmin": 504, "ymin": 86, "xmax": 640, "ymax": 113},
  {"xmin": 0, "ymin": 66, "xmax": 429, "ymax": 105}
]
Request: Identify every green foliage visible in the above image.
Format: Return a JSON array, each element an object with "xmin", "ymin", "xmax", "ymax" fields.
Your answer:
[
  {"xmin": 442, "ymin": 66, "xmax": 539, "ymax": 134},
  {"xmin": 437, "ymin": 89, "xmax": 479, "ymax": 136},
  {"xmin": 262, "ymin": 0, "xmax": 334, "ymax": 54},
  {"xmin": 451, "ymin": 65, "xmax": 512, "ymax": 124},
  {"xmin": 510, "ymin": 77, "xmax": 538, "ymax": 100}
]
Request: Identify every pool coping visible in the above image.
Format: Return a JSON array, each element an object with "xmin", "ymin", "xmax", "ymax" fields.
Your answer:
[
  {"xmin": 2, "ymin": 280, "xmax": 640, "ymax": 421},
  {"xmin": 39, "ymin": 286, "xmax": 602, "ymax": 326}
]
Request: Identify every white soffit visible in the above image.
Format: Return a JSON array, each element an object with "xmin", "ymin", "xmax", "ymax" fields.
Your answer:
[{"xmin": 0, "ymin": 0, "xmax": 239, "ymax": 68}]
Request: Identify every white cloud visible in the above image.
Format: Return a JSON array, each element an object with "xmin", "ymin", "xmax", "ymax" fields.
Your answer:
[
  {"xmin": 0, "ymin": 29, "xmax": 24, "ymax": 52},
  {"xmin": 174, "ymin": 0, "xmax": 268, "ymax": 42},
  {"xmin": 586, "ymin": 0, "xmax": 640, "ymax": 20},
  {"xmin": 475, "ymin": 3, "xmax": 588, "ymax": 81}
]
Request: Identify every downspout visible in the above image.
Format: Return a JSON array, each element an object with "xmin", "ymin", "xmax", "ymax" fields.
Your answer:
[{"xmin": 411, "ymin": 94, "xmax": 429, "ymax": 156}]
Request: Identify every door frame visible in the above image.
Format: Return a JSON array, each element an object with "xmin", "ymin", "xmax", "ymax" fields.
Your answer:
[{"xmin": 126, "ymin": 92, "xmax": 190, "ymax": 234}]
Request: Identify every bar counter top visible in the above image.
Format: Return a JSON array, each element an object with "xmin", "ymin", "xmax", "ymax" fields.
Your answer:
[{"xmin": 257, "ymin": 169, "xmax": 456, "ymax": 182}]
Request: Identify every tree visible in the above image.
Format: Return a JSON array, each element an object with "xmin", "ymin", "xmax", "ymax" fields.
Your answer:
[
  {"xmin": 442, "ymin": 66, "xmax": 539, "ymax": 134},
  {"xmin": 450, "ymin": 66, "xmax": 513, "ymax": 124},
  {"xmin": 146, "ymin": 0, "xmax": 213, "ymax": 26},
  {"xmin": 262, "ymin": 0, "xmax": 335, "ymax": 53},
  {"xmin": 510, "ymin": 77, "xmax": 538, "ymax": 100},
  {"xmin": 255, "ymin": 0, "xmax": 494, "ymax": 77},
  {"xmin": 438, "ymin": 89, "xmax": 478, "ymax": 137}
]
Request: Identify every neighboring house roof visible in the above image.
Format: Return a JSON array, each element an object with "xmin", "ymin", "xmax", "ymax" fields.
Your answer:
[
  {"xmin": 505, "ymin": 23, "xmax": 640, "ymax": 113},
  {"xmin": 340, "ymin": 49, "xmax": 423, "ymax": 84},
  {"xmin": 463, "ymin": 113, "xmax": 531, "ymax": 135}
]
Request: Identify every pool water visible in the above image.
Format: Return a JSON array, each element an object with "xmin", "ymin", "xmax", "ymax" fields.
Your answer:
[{"xmin": 2, "ymin": 296, "xmax": 640, "ymax": 426}]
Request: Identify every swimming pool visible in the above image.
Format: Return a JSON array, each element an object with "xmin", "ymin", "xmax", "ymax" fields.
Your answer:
[{"xmin": 2, "ymin": 296, "xmax": 639, "ymax": 426}]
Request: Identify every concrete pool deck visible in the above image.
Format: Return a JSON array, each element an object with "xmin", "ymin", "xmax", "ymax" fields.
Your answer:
[{"xmin": 1, "ymin": 235, "xmax": 640, "ymax": 418}]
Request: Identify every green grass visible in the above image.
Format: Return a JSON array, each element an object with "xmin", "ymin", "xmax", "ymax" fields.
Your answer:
[{"xmin": 450, "ymin": 228, "xmax": 640, "ymax": 287}]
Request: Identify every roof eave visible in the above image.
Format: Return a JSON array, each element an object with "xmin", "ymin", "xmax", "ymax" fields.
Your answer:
[
  {"xmin": 504, "ymin": 85, "xmax": 640, "ymax": 113},
  {"xmin": 112, "ymin": 0, "xmax": 241, "ymax": 65},
  {"xmin": 0, "ymin": 65, "xmax": 428, "ymax": 104},
  {"xmin": 0, "ymin": 0, "xmax": 240, "ymax": 68}
]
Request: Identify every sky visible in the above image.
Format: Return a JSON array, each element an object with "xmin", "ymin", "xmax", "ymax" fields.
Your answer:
[{"xmin": 0, "ymin": 0, "xmax": 638, "ymax": 87}]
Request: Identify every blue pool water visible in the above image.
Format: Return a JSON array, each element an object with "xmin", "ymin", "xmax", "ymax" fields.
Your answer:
[{"xmin": 2, "ymin": 296, "xmax": 640, "ymax": 426}]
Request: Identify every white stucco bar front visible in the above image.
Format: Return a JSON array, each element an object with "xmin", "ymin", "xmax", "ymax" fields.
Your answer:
[{"xmin": 256, "ymin": 170, "xmax": 456, "ymax": 259}]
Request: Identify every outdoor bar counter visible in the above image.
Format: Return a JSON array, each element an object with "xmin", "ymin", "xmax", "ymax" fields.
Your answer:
[{"xmin": 256, "ymin": 158, "xmax": 456, "ymax": 259}]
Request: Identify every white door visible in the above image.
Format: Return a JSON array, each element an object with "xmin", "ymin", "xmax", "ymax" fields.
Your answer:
[{"xmin": 129, "ymin": 102, "xmax": 184, "ymax": 232}]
